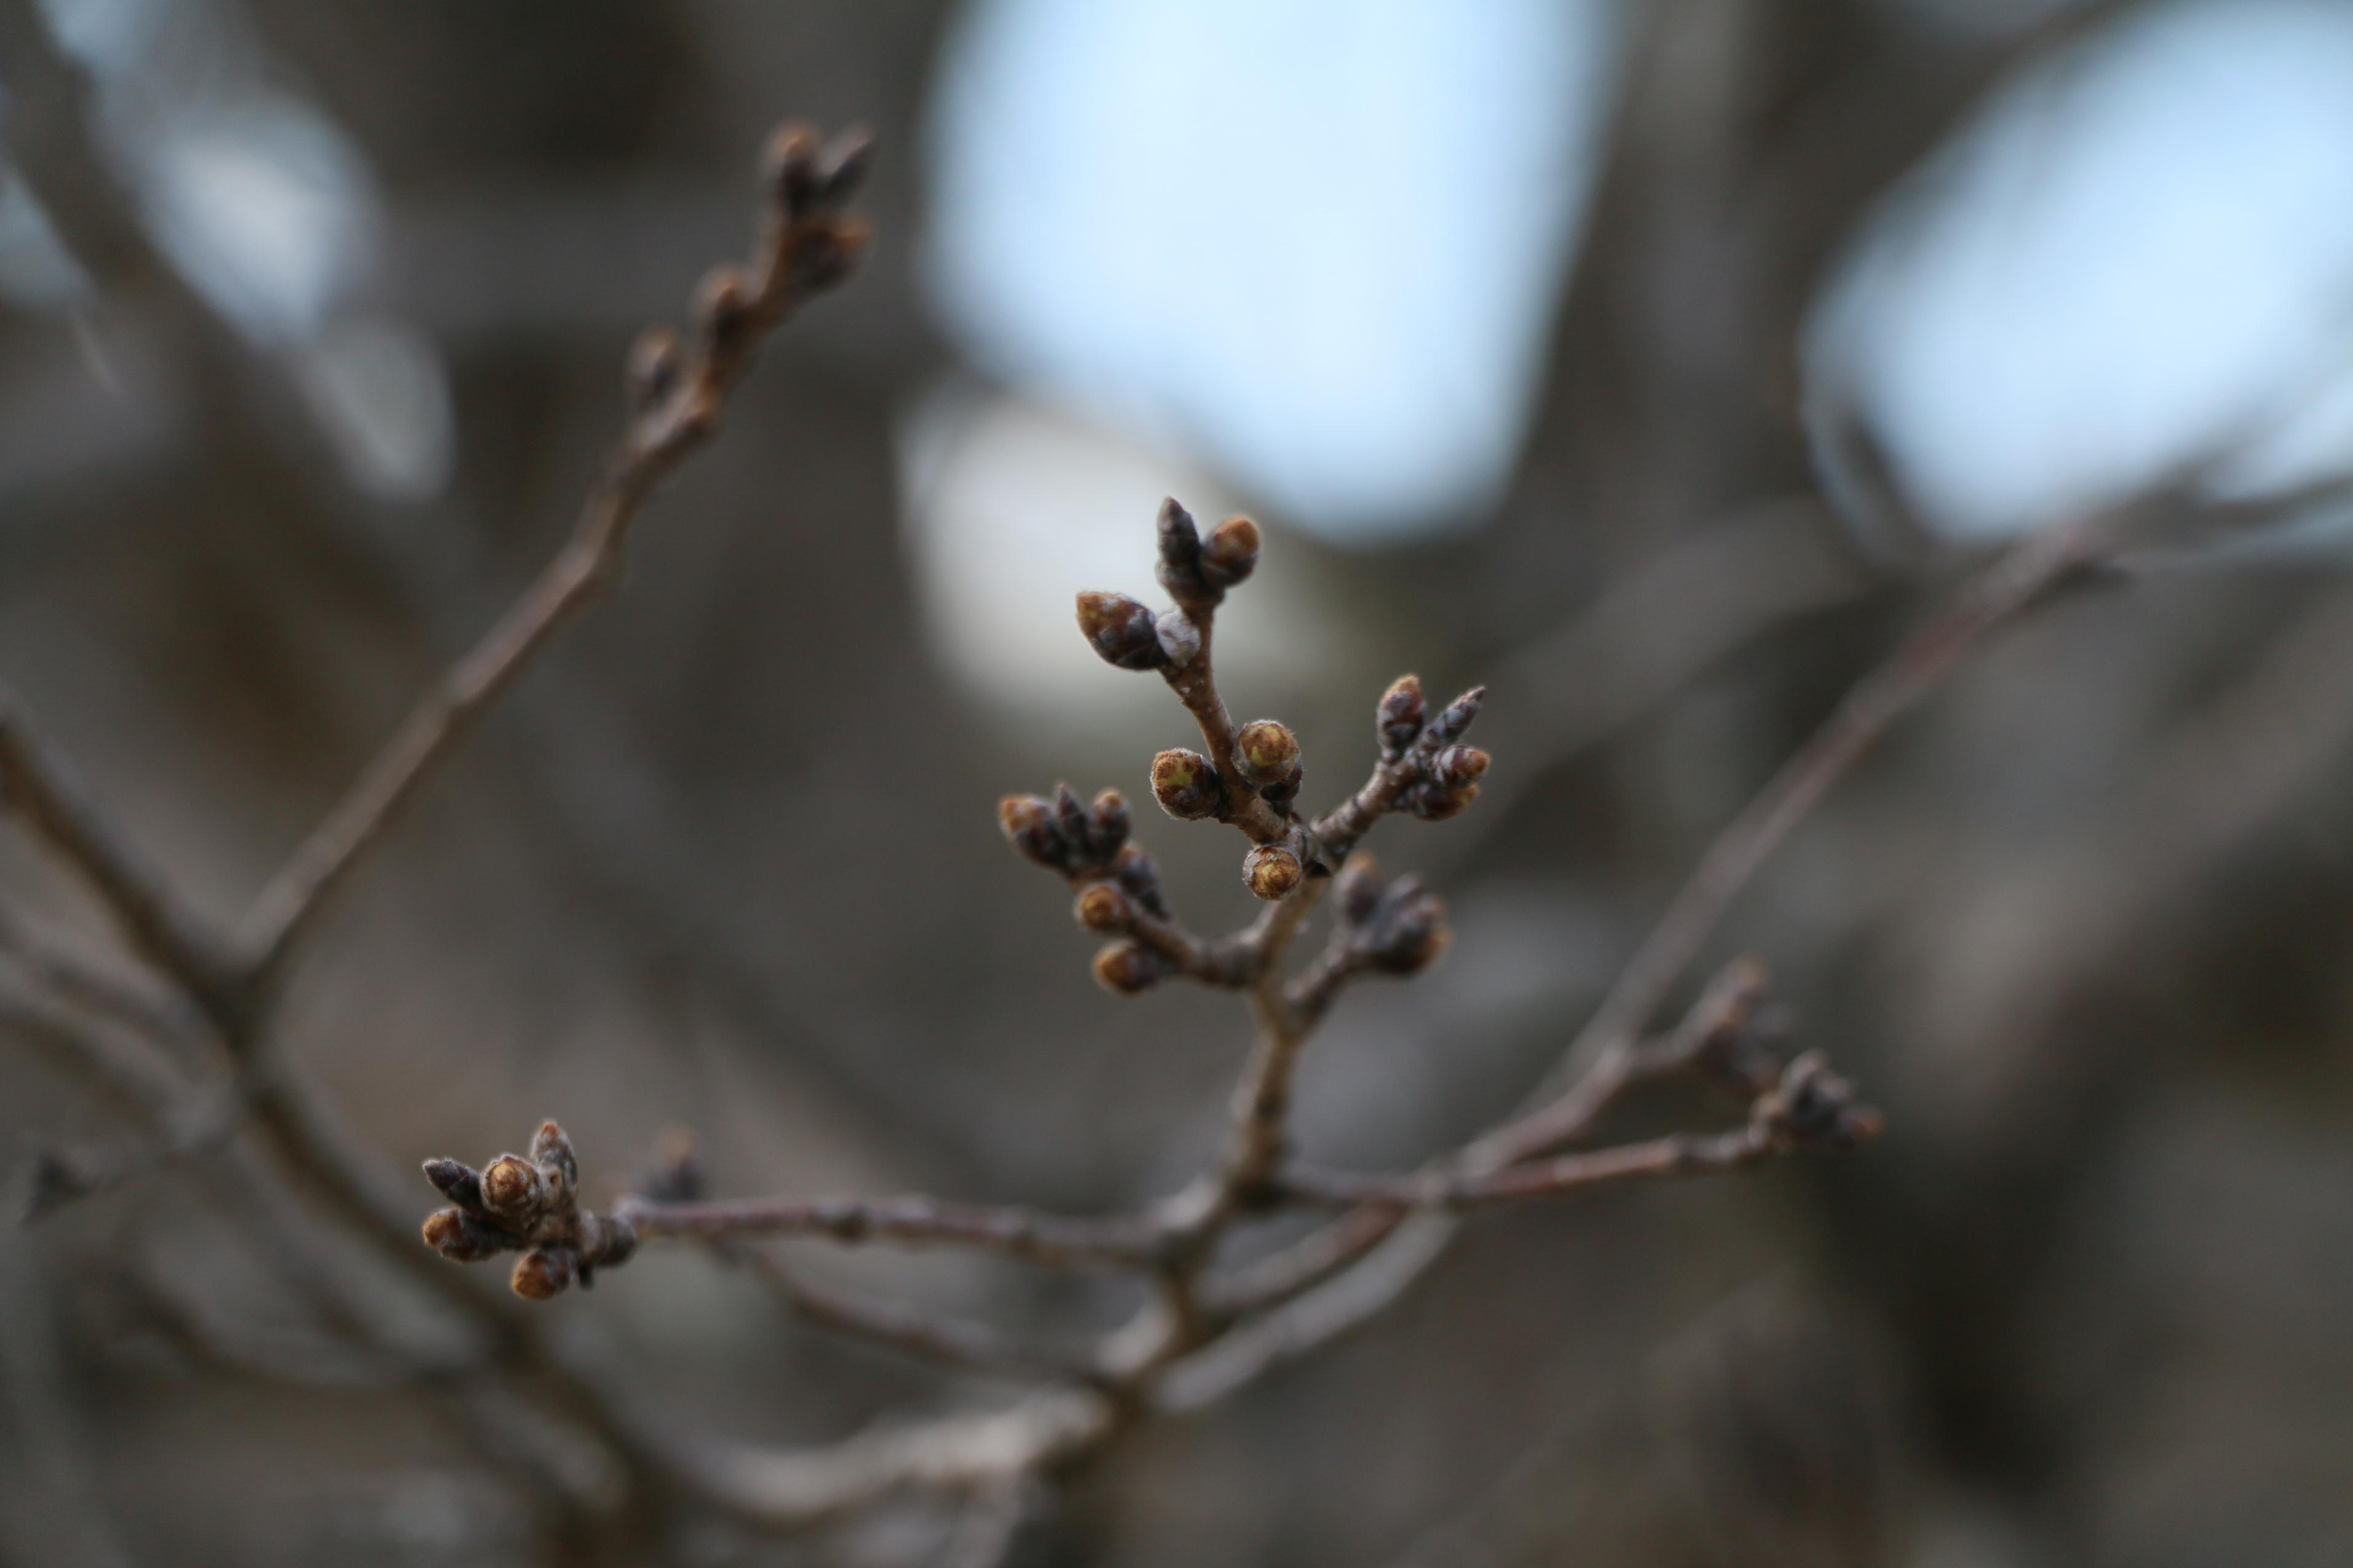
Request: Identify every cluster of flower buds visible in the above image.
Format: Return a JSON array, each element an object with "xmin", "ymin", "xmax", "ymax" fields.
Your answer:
[
  {"xmin": 625, "ymin": 122, "xmax": 872, "ymax": 416},
  {"xmin": 1374, "ymin": 676, "xmax": 1490, "ymax": 821},
  {"xmin": 421, "ymin": 1121, "xmax": 636, "ymax": 1301},
  {"xmin": 1331, "ymin": 856, "xmax": 1452, "ymax": 975},
  {"xmin": 1752, "ymin": 1052, "xmax": 1885, "ymax": 1152},
  {"xmin": 1074, "ymin": 498, "xmax": 1262, "ymax": 674},
  {"xmin": 999, "ymin": 784, "xmax": 1184, "ymax": 993}
]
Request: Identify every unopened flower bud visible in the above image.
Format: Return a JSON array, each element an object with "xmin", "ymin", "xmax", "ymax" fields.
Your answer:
[
  {"xmin": 1378, "ymin": 675, "xmax": 1426, "ymax": 758},
  {"xmin": 1074, "ymin": 881, "xmax": 1130, "ymax": 934},
  {"xmin": 422, "ymin": 1157, "xmax": 485, "ymax": 1213},
  {"xmin": 763, "ymin": 121, "xmax": 823, "ymax": 214},
  {"xmin": 1054, "ymin": 782, "xmax": 1091, "ymax": 851},
  {"xmin": 1200, "ymin": 516, "xmax": 1261, "ymax": 589},
  {"xmin": 1150, "ymin": 749, "xmax": 1220, "ymax": 819},
  {"xmin": 480, "ymin": 1154, "xmax": 545, "ymax": 1219},
  {"xmin": 694, "ymin": 263, "xmax": 754, "ymax": 347},
  {"xmin": 1243, "ymin": 843, "xmax": 1304, "ymax": 900},
  {"xmin": 1114, "ymin": 842, "xmax": 1169, "ymax": 915},
  {"xmin": 530, "ymin": 1121, "xmax": 577, "ymax": 1193},
  {"xmin": 1371, "ymin": 892, "xmax": 1450, "ymax": 974},
  {"xmin": 1334, "ymin": 856, "xmax": 1383, "ymax": 924},
  {"xmin": 1433, "ymin": 745, "xmax": 1490, "ymax": 789},
  {"xmin": 511, "ymin": 1247, "xmax": 575, "ymax": 1301},
  {"xmin": 792, "ymin": 215, "xmax": 869, "ymax": 293},
  {"xmin": 999, "ymin": 794, "xmax": 1063, "ymax": 867},
  {"xmin": 1409, "ymin": 781, "xmax": 1481, "ymax": 821},
  {"xmin": 815, "ymin": 128, "xmax": 875, "ymax": 208},
  {"xmin": 1092, "ymin": 940, "xmax": 1163, "ymax": 995},
  {"xmin": 1426, "ymin": 686, "xmax": 1487, "ymax": 747},
  {"xmin": 1235, "ymin": 720, "xmax": 1300, "ymax": 788},
  {"xmin": 1155, "ymin": 496, "xmax": 1203, "ymax": 599},
  {"xmin": 1088, "ymin": 789, "xmax": 1131, "ymax": 859},
  {"xmin": 1076, "ymin": 592, "xmax": 1167, "ymax": 671},
  {"xmin": 625, "ymin": 324, "xmax": 682, "ymax": 410},
  {"xmin": 422, "ymin": 1208, "xmax": 505, "ymax": 1263}
]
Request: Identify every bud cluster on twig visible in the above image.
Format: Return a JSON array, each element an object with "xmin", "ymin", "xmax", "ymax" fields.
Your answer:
[
  {"xmin": 421, "ymin": 1121, "xmax": 636, "ymax": 1300},
  {"xmin": 1329, "ymin": 856, "xmax": 1450, "ymax": 975}
]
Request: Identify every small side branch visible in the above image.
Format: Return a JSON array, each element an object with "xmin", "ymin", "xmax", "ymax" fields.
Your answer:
[{"xmin": 235, "ymin": 125, "xmax": 874, "ymax": 985}]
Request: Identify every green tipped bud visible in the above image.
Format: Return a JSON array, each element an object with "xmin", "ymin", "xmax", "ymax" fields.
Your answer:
[
  {"xmin": 1200, "ymin": 516, "xmax": 1261, "ymax": 589},
  {"xmin": 1076, "ymin": 591, "xmax": 1167, "ymax": 671},
  {"xmin": 1150, "ymin": 748, "xmax": 1220, "ymax": 819},
  {"xmin": 1242, "ymin": 843, "xmax": 1304, "ymax": 901},
  {"xmin": 1235, "ymin": 720, "xmax": 1300, "ymax": 788}
]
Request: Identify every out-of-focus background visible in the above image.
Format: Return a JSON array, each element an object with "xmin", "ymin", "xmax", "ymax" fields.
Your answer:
[{"xmin": 6, "ymin": 0, "xmax": 2353, "ymax": 1562}]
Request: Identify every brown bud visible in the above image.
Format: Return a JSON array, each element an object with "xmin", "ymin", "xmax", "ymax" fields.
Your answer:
[
  {"xmin": 625, "ymin": 324, "xmax": 682, "ymax": 410},
  {"xmin": 1113, "ymin": 841, "xmax": 1169, "ymax": 915},
  {"xmin": 815, "ymin": 127, "xmax": 875, "ymax": 208},
  {"xmin": 1092, "ymin": 940, "xmax": 1162, "ymax": 995},
  {"xmin": 422, "ymin": 1157, "xmax": 484, "ymax": 1213},
  {"xmin": 511, "ymin": 1248, "xmax": 574, "ymax": 1301},
  {"xmin": 1200, "ymin": 516, "xmax": 1261, "ymax": 589},
  {"xmin": 1155, "ymin": 496, "xmax": 1203, "ymax": 600},
  {"xmin": 1150, "ymin": 748, "xmax": 1220, "ymax": 819},
  {"xmin": 763, "ymin": 121, "xmax": 823, "ymax": 213},
  {"xmin": 480, "ymin": 1154, "xmax": 544, "ymax": 1219},
  {"xmin": 1053, "ymin": 782, "xmax": 1091, "ymax": 851},
  {"xmin": 1409, "ymin": 781, "xmax": 1480, "ymax": 821},
  {"xmin": 1074, "ymin": 881, "xmax": 1130, "ymax": 934},
  {"xmin": 1433, "ymin": 744, "xmax": 1490, "ymax": 789},
  {"xmin": 1378, "ymin": 675, "xmax": 1426, "ymax": 757},
  {"xmin": 1235, "ymin": 720, "xmax": 1300, "ymax": 788},
  {"xmin": 792, "ymin": 214, "xmax": 869, "ymax": 293},
  {"xmin": 531, "ymin": 1121, "xmax": 577, "ymax": 1191},
  {"xmin": 1426, "ymin": 686, "xmax": 1486, "ymax": 747},
  {"xmin": 1088, "ymin": 789, "xmax": 1131, "ymax": 859},
  {"xmin": 999, "ymin": 794, "xmax": 1062, "ymax": 867},
  {"xmin": 694, "ymin": 263, "xmax": 754, "ymax": 347},
  {"xmin": 1370, "ymin": 892, "xmax": 1450, "ymax": 974},
  {"xmin": 1243, "ymin": 843, "xmax": 1304, "ymax": 900},
  {"xmin": 1075, "ymin": 591, "xmax": 1167, "ymax": 671},
  {"xmin": 422, "ymin": 1208, "xmax": 505, "ymax": 1264}
]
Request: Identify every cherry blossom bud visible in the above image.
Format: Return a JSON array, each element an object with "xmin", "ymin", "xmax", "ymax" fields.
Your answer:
[
  {"xmin": 694, "ymin": 263, "xmax": 754, "ymax": 349},
  {"xmin": 1370, "ymin": 890, "xmax": 1450, "ymax": 974},
  {"xmin": 1378, "ymin": 675, "xmax": 1426, "ymax": 758},
  {"xmin": 1092, "ymin": 940, "xmax": 1163, "ymax": 995},
  {"xmin": 1200, "ymin": 516, "xmax": 1261, "ymax": 589},
  {"xmin": 1076, "ymin": 592, "xmax": 1168, "ymax": 671},
  {"xmin": 764, "ymin": 122, "xmax": 823, "ymax": 214},
  {"xmin": 1243, "ymin": 843, "xmax": 1304, "ymax": 901},
  {"xmin": 1433, "ymin": 745, "xmax": 1490, "ymax": 789},
  {"xmin": 1235, "ymin": 720, "xmax": 1300, "ymax": 788},
  {"xmin": 1426, "ymin": 686, "xmax": 1486, "ymax": 747},
  {"xmin": 1088, "ymin": 789, "xmax": 1131, "ymax": 859},
  {"xmin": 1151, "ymin": 749, "xmax": 1220, "ymax": 819},
  {"xmin": 999, "ymin": 794, "xmax": 1062, "ymax": 867},
  {"xmin": 1155, "ymin": 496, "xmax": 1204, "ymax": 600},
  {"xmin": 1334, "ymin": 856, "xmax": 1384, "ymax": 924},
  {"xmin": 480, "ymin": 1154, "xmax": 545, "ymax": 1219},
  {"xmin": 1074, "ymin": 882, "xmax": 1130, "ymax": 934},
  {"xmin": 511, "ymin": 1248, "xmax": 575, "ymax": 1301}
]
